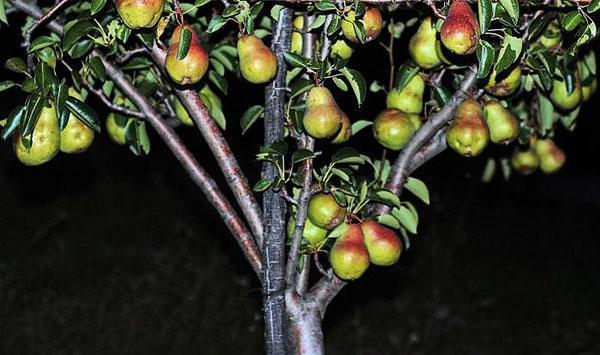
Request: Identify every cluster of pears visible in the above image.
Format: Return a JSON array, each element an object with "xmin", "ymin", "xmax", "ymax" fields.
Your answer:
[
  {"xmin": 165, "ymin": 25, "xmax": 209, "ymax": 85},
  {"xmin": 291, "ymin": 16, "xmax": 354, "ymax": 61},
  {"xmin": 14, "ymin": 90, "xmax": 95, "ymax": 166},
  {"xmin": 302, "ymin": 86, "xmax": 351, "ymax": 144},
  {"xmin": 511, "ymin": 139, "xmax": 566, "ymax": 175},
  {"xmin": 115, "ymin": 0, "xmax": 165, "ymax": 29}
]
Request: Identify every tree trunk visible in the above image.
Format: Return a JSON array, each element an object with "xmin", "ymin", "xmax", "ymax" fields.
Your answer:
[{"xmin": 286, "ymin": 294, "xmax": 325, "ymax": 355}]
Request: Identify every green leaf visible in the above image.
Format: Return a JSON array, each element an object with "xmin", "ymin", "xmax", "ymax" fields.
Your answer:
[
  {"xmin": 0, "ymin": 0, "xmax": 7, "ymax": 25},
  {"xmin": 476, "ymin": 40, "xmax": 495, "ymax": 78},
  {"xmin": 352, "ymin": 21, "xmax": 366, "ymax": 44},
  {"xmin": 498, "ymin": 0, "xmax": 519, "ymax": 26},
  {"xmin": 481, "ymin": 158, "xmax": 496, "ymax": 183},
  {"xmin": 284, "ymin": 52, "xmax": 310, "ymax": 68},
  {"xmin": 537, "ymin": 92, "xmax": 554, "ymax": 135},
  {"xmin": 176, "ymin": 28, "xmax": 192, "ymax": 60},
  {"xmin": 561, "ymin": 11, "xmax": 583, "ymax": 32},
  {"xmin": 404, "ymin": 177, "xmax": 430, "ymax": 205},
  {"xmin": 0, "ymin": 80, "xmax": 16, "ymax": 92},
  {"xmin": 253, "ymin": 179, "xmax": 274, "ymax": 192},
  {"xmin": 209, "ymin": 70, "xmax": 228, "ymax": 94},
  {"xmin": 332, "ymin": 77, "xmax": 348, "ymax": 91},
  {"xmin": 376, "ymin": 214, "xmax": 401, "ymax": 229},
  {"xmin": 241, "ymin": 105, "xmax": 264, "ymax": 134},
  {"xmin": 29, "ymin": 35, "xmax": 60, "ymax": 52},
  {"xmin": 222, "ymin": 4, "xmax": 240, "ymax": 18},
  {"xmin": 393, "ymin": 61, "xmax": 419, "ymax": 92},
  {"xmin": 589, "ymin": 0, "xmax": 600, "ymax": 13},
  {"xmin": 66, "ymin": 97, "xmax": 101, "ymax": 133},
  {"xmin": 69, "ymin": 38, "xmax": 95, "ymax": 59},
  {"xmin": 207, "ymin": 15, "xmax": 228, "ymax": 33},
  {"xmin": 494, "ymin": 35, "xmax": 522, "ymax": 74},
  {"xmin": 393, "ymin": 206, "xmax": 418, "ymax": 234},
  {"xmin": 340, "ymin": 67, "xmax": 366, "ymax": 106},
  {"xmin": 126, "ymin": 120, "xmax": 151, "ymax": 156},
  {"xmin": 351, "ymin": 120, "xmax": 372, "ymax": 135},
  {"xmin": 527, "ymin": 13, "xmax": 552, "ymax": 41},
  {"xmin": 372, "ymin": 189, "xmax": 401, "ymax": 209},
  {"xmin": 478, "ymin": 0, "xmax": 492, "ymax": 33},
  {"xmin": 89, "ymin": 56, "xmax": 106, "ymax": 81},
  {"xmin": 315, "ymin": 0, "xmax": 337, "ymax": 11},
  {"xmin": 5, "ymin": 57, "xmax": 27, "ymax": 74},
  {"xmin": 1, "ymin": 105, "xmax": 25, "ymax": 140},
  {"xmin": 21, "ymin": 95, "xmax": 46, "ymax": 137},
  {"xmin": 433, "ymin": 86, "xmax": 452, "ymax": 106},
  {"xmin": 90, "ymin": 0, "xmax": 107, "ymax": 15},
  {"xmin": 54, "ymin": 83, "xmax": 70, "ymax": 130},
  {"xmin": 62, "ymin": 19, "xmax": 95, "ymax": 51},
  {"xmin": 327, "ymin": 15, "xmax": 341, "ymax": 36},
  {"xmin": 332, "ymin": 147, "xmax": 364, "ymax": 164},
  {"xmin": 308, "ymin": 14, "xmax": 327, "ymax": 31},
  {"xmin": 292, "ymin": 149, "xmax": 315, "ymax": 164}
]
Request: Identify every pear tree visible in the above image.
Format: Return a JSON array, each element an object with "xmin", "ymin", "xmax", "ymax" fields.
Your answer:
[{"xmin": 0, "ymin": 0, "xmax": 598, "ymax": 353}]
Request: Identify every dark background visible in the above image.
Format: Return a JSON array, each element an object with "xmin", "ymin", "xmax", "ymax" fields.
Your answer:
[{"xmin": 1, "ymin": 11, "xmax": 600, "ymax": 355}]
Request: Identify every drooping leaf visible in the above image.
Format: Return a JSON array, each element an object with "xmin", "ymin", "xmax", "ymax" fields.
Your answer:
[
  {"xmin": 340, "ymin": 67, "xmax": 366, "ymax": 106},
  {"xmin": 65, "ymin": 97, "xmax": 101, "ymax": 133}
]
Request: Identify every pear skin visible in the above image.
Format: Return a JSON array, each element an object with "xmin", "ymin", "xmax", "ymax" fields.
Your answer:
[
  {"xmin": 440, "ymin": 0, "xmax": 480, "ymax": 55},
  {"xmin": 409, "ymin": 17, "xmax": 442, "ymax": 69},
  {"xmin": 373, "ymin": 109, "xmax": 416, "ymax": 151},
  {"xmin": 291, "ymin": 16, "xmax": 304, "ymax": 55},
  {"xmin": 307, "ymin": 192, "xmax": 347, "ymax": 230},
  {"xmin": 303, "ymin": 87, "xmax": 342, "ymax": 139},
  {"xmin": 538, "ymin": 20, "xmax": 561, "ymax": 49},
  {"xmin": 14, "ymin": 103, "xmax": 60, "ymax": 166},
  {"xmin": 535, "ymin": 139, "xmax": 566, "ymax": 174},
  {"xmin": 165, "ymin": 25, "xmax": 209, "ymax": 85},
  {"xmin": 511, "ymin": 148, "xmax": 540, "ymax": 175},
  {"xmin": 361, "ymin": 219, "xmax": 402, "ymax": 266},
  {"xmin": 287, "ymin": 215, "xmax": 328, "ymax": 247},
  {"xmin": 408, "ymin": 113, "xmax": 422, "ymax": 130},
  {"xmin": 329, "ymin": 223, "xmax": 370, "ymax": 280},
  {"xmin": 106, "ymin": 113, "xmax": 129, "ymax": 145},
  {"xmin": 386, "ymin": 74, "xmax": 425, "ymax": 114},
  {"xmin": 446, "ymin": 99, "xmax": 489, "ymax": 157},
  {"xmin": 582, "ymin": 78, "xmax": 597, "ymax": 102},
  {"xmin": 341, "ymin": 7, "xmax": 383, "ymax": 43},
  {"xmin": 60, "ymin": 89, "xmax": 94, "ymax": 154},
  {"xmin": 238, "ymin": 35, "xmax": 277, "ymax": 84},
  {"xmin": 331, "ymin": 39, "xmax": 354, "ymax": 60},
  {"xmin": 485, "ymin": 66, "xmax": 522, "ymax": 97},
  {"xmin": 550, "ymin": 75, "xmax": 582, "ymax": 111},
  {"xmin": 331, "ymin": 111, "xmax": 352, "ymax": 144},
  {"xmin": 116, "ymin": 0, "xmax": 165, "ymax": 29},
  {"xmin": 482, "ymin": 100, "xmax": 519, "ymax": 145}
]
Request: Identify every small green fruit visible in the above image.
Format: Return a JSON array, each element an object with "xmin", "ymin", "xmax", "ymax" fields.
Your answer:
[
  {"xmin": 446, "ymin": 99, "xmax": 489, "ymax": 157},
  {"xmin": 538, "ymin": 20, "xmax": 561, "ymax": 49},
  {"xmin": 106, "ymin": 113, "xmax": 129, "ymax": 145},
  {"xmin": 582, "ymin": 78, "xmax": 598, "ymax": 102},
  {"xmin": 331, "ymin": 111, "xmax": 352, "ymax": 145},
  {"xmin": 409, "ymin": 17, "xmax": 442, "ymax": 69},
  {"xmin": 535, "ymin": 139, "xmax": 566, "ymax": 174},
  {"xmin": 373, "ymin": 109, "xmax": 416, "ymax": 151},
  {"xmin": 485, "ymin": 66, "xmax": 522, "ymax": 97},
  {"xmin": 386, "ymin": 74, "xmax": 425, "ymax": 114},
  {"xmin": 550, "ymin": 75, "xmax": 582, "ymax": 111},
  {"xmin": 14, "ymin": 103, "xmax": 60, "ymax": 166},
  {"xmin": 287, "ymin": 216, "xmax": 328, "ymax": 247},
  {"xmin": 307, "ymin": 192, "xmax": 347, "ymax": 230},
  {"xmin": 511, "ymin": 148, "xmax": 540, "ymax": 175},
  {"xmin": 331, "ymin": 39, "xmax": 354, "ymax": 60},
  {"xmin": 341, "ymin": 7, "xmax": 383, "ymax": 43},
  {"xmin": 482, "ymin": 100, "xmax": 519, "ymax": 145},
  {"xmin": 291, "ymin": 16, "xmax": 304, "ymax": 54}
]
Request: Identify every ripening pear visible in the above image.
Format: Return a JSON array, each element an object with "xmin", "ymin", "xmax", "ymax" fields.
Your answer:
[
  {"xmin": 535, "ymin": 139, "xmax": 566, "ymax": 174},
  {"xmin": 440, "ymin": 0, "xmax": 480, "ymax": 55},
  {"xmin": 329, "ymin": 223, "xmax": 370, "ymax": 280},
  {"xmin": 165, "ymin": 25, "xmax": 209, "ymax": 85},
  {"xmin": 238, "ymin": 35, "xmax": 277, "ymax": 84},
  {"xmin": 287, "ymin": 215, "xmax": 328, "ymax": 247},
  {"xmin": 106, "ymin": 113, "xmax": 129, "ymax": 145},
  {"xmin": 341, "ymin": 7, "xmax": 383, "ymax": 43},
  {"xmin": 373, "ymin": 109, "xmax": 416, "ymax": 151},
  {"xmin": 115, "ymin": 0, "xmax": 165, "ymax": 29},
  {"xmin": 538, "ymin": 20, "xmax": 561, "ymax": 49},
  {"xmin": 511, "ymin": 148, "xmax": 540, "ymax": 175},
  {"xmin": 386, "ymin": 74, "xmax": 425, "ymax": 114},
  {"xmin": 409, "ymin": 17, "xmax": 442, "ymax": 69},
  {"xmin": 330, "ymin": 39, "xmax": 354, "ymax": 60},
  {"xmin": 307, "ymin": 192, "xmax": 347, "ymax": 230},
  {"xmin": 361, "ymin": 219, "xmax": 402, "ymax": 266},
  {"xmin": 482, "ymin": 100, "xmax": 519, "ymax": 145},
  {"xmin": 408, "ymin": 113, "xmax": 422, "ymax": 130},
  {"xmin": 302, "ymin": 87, "xmax": 342, "ymax": 139},
  {"xmin": 550, "ymin": 75, "xmax": 582, "ymax": 111},
  {"xmin": 446, "ymin": 99, "xmax": 489, "ymax": 157},
  {"xmin": 582, "ymin": 78, "xmax": 598, "ymax": 102},
  {"xmin": 291, "ymin": 16, "xmax": 304, "ymax": 54},
  {"xmin": 14, "ymin": 103, "xmax": 60, "ymax": 166},
  {"xmin": 485, "ymin": 66, "xmax": 522, "ymax": 97},
  {"xmin": 331, "ymin": 111, "xmax": 352, "ymax": 144},
  {"xmin": 60, "ymin": 88, "xmax": 94, "ymax": 154}
]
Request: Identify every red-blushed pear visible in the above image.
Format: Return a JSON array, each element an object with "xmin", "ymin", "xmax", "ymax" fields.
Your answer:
[
  {"xmin": 482, "ymin": 100, "xmax": 519, "ymax": 145},
  {"xmin": 361, "ymin": 219, "xmax": 403, "ymax": 266},
  {"xmin": 165, "ymin": 25, "xmax": 209, "ymax": 85},
  {"xmin": 511, "ymin": 148, "xmax": 540, "ymax": 175},
  {"xmin": 534, "ymin": 139, "xmax": 566, "ymax": 174},
  {"xmin": 341, "ymin": 7, "xmax": 383, "ymax": 43},
  {"xmin": 485, "ymin": 66, "xmax": 522, "ymax": 97},
  {"xmin": 329, "ymin": 223, "xmax": 370, "ymax": 280},
  {"xmin": 446, "ymin": 99, "xmax": 489, "ymax": 157},
  {"xmin": 331, "ymin": 111, "xmax": 352, "ymax": 144},
  {"xmin": 115, "ymin": 0, "xmax": 165, "ymax": 29},
  {"xmin": 440, "ymin": 0, "xmax": 480, "ymax": 55},
  {"xmin": 14, "ymin": 103, "xmax": 60, "ymax": 166},
  {"xmin": 238, "ymin": 34, "xmax": 277, "ymax": 84},
  {"xmin": 373, "ymin": 109, "xmax": 416, "ymax": 151},
  {"xmin": 60, "ymin": 89, "xmax": 94, "ymax": 154},
  {"xmin": 302, "ymin": 87, "xmax": 342, "ymax": 139},
  {"xmin": 307, "ymin": 192, "xmax": 347, "ymax": 230}
]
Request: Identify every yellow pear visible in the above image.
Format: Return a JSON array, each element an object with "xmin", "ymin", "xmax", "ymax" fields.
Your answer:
[
  {"xmin": 341, "ymin": 7, "xmax": 383, "ymax": 43},
  {"xmin": 60, "ymin": 89, "xmax": 94, "ymax": 154},
  {"xmin": 14, "ymin": 103, "xmax": 60, "ymax": 166},
  {"xmin": 291, "ymin": 16, "xmax": 304, "ymax": 54},
  {"xmin": 482, "ymin": 100, "xmax": 519, "ymax": 145},
  {"xmin": 386, "ymin": 74, "xmax": 425, "ymax": 114},
  {"xmin": 373, "ymin": 109, "xmax": 416, "ymax": 150},
  {"xmin": 409, "ymin": 17, "xmax": 442, "ymax": 69},
  {"xmin": 446, "ymin": 99, "xmax": 489, "ymax": 157},
  {"xmin": 115, "ymin": 0, "xmax": 165, "ymax": 29},
  {"xmin": 331, "ymin": 39, "xmax": 354, "ymax": 60},
  {"xmin": 485, "ymin": 66, "xmax": 522, "ymax": 97},
  {"xmin": 550, "ymin": 74, "xmax": 582, "ymax": 111},
  {"xmin": 302, "ymin": 87, "xmax": 342, "ymax": 139},
  {"xmin": 238, "ymin": 34, "xmax": 277, "ymax": 84},
  {"xmin": 331, "ymin": 111, "xmax": 352, "ymax": 144}
]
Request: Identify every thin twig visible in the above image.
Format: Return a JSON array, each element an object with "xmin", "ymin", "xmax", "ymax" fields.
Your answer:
[
  {"xmin": 115, "ymin": 47, "xmax": 147, "ymax": 64},
  {"xmin": 81, "ymin": 76, "xmax": 146, "ymax": 119}
]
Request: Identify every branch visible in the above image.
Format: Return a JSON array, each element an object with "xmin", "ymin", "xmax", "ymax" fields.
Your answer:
[
  {"xmin": 22, "ymin": 0, "xmax": 70, "ymax": 49},
  {"xmin": 81, "ymin": 76, "xmax": 146, "ymax": 119}
]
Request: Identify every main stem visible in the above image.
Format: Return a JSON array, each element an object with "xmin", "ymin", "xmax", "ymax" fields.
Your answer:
[{"xmin": 261, "ymin": 7, "xmax": 293, "ymax": 355}]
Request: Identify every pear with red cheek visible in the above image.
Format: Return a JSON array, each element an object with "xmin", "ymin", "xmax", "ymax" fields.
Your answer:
[
  {"xmin": 361, "ymin": 219, "xmax": 403, "ymax": 266},
  {"xmin": 534, "ymin": 139, "xmax": 566, "ymax": 174},
  {"xmin": 341, "ymin": 7, "xmax": 383, "ymax": 43},
  {"xmin": 440, "ymin": 0, "xmax": 480, "ymax": 55},
  {"xmin": 307, "ymin": 192, "xmax": 347, "ymax": 230},
  {"xmin": 165, "ymin": 25, "xmax": 209, "ymax": 85},
  {"xmin": 446, "ymin": 99, "xmax": 489, "ymax": 157},
  {"xmin": 238, "ymin": 34, "xmax": 277, "ymax": 84},
  {"xmin": 511, "ymin": 148, "xmax": 540, "ymax": 175},
  {"xmin": 116, "ymin": 0, "xmax": 165, "ymax": 29},
  {"xmin": 329, "ymin": 223, "xmax": 370, "ymax": 280}
]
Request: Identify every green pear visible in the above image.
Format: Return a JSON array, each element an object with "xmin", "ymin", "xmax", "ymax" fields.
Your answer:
[
  {"xmin": 535, "ymin": 139, "xmax": 566, "ymax": 174},
  {"xmin": 386, "ymin": 74, "xmax": 425, "ymax": 114},
  {"xmin": 511, "ymin": 148, "xmax": 540, "ymax": 175},
  {"xmin": 331, "ymin": 39, "xmax": 354, "ymax": 60},
  {"xmin": 329, "ymin": 223, "xmax": 370, "ymax": 280},
  {"xmin": 307, "ymin": 192, "xmax": 347, "ymax": 230},
  {"xmin": 482, "ymin": 100, "xmax": 519, "ymax": 145},
  {"xmin": 550, "ymin": 75, "xmax": 582, "ymax": 111},
  {"xmin": 115, "ymin": 0, "xmax": 165, "ymax": 29},
  {"xmin": 106, "ymin": 113, "xmax": 129, "ymax": 145},
  {"xmin": 171, "ymin": 84, "xmax": 222, "ymax": 127},
  {"xmin": 582, "ymin": 78, "xmax": 597, "ymax": 102},
  {"xmin": 373, "ymin": 109, "xmax": 416, "ymax": 151},
  {"xmin": 409, "ymin": 17, "xmax": 442, "ymax": 69},
  {"xmin": 341, "ymin": 7, "xmax": 383, "ymax": 43},
  {"xmin": 287, "ymin": 215, "xmax": 328, "ymax": 247},
  {"xmin": 165, "ymin": 25, "xmax": 209, "ymax": 85},
  {"xmin": 60, "ymin": 89, "xmax": 94, "ymax": 154},
  {"xmin": 485, "ymin": 66, "xmax": 522, "ymax": 97},
  {"xmin": 408, "ymin": 113, "xmax": 422, "ymax": 130},
  {"xmin": 302, "ymin": 87, "xmax": 342, "ymax": 139},
  {"xmin": 440, "ymin": 0, "xmax": 480, "ymax": 55},
  {"xmin": 238, "ymin": 34, "xmax": 277, "ymax": 84},
  {"xmin": 361, "ymin": 219, "xmax": 402, "ymax": 266},
  {"xmin": 331, "ymin": 111, "xmax": 352, "ymax": 144},
  {"xmin": 291, "ymin": 16, "xmax": 304, "ymax": 55},
  {"xmin": 446, "ymin": 99, "xmax": 489, "ymax": 157},
  {"xmin": 14, "ymin": 103, "xmax": 60, "ymax": 166},
  {"xmin": 538, "ymin": 20, "xmax": 561, "ymax": 49}
]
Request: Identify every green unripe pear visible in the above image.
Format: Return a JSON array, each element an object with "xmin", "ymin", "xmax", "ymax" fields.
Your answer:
[
  {"xmin": 361, "ymin": 219, "xmax": 402, "ymax": 266},
  {"xmin": 373, "ymin": 109, "xmax": 416, "ymax": 151},
  {"xmin": 106, "ymin": 113, "xmax": 129, "ymax": 145},
  {"xmin": 14, "ymin": 103, "xmax": 60, "ymax": 166},
  {"xmin": 303, "ymin": 87, "xmax": 342, "ymax": 139},
  {"xmin": 535, "ymin": 139, "xmax": 566, "ymax": 174},
  {"xmin": 447, "ymin": 99, "xmax": 489, "ymax": 157},
  {"xmin": 485, "ymin": 66, "xmax": 522, "ymax": 97},
  {"xmin": 291, "ymin": 16, "xmax": 304, "ymax": 55},
  {"xmin": 331, "ymin": 111, "xmax": 352, "ymax": 144},
  {"xmin": 538, "ymin": 20, "xmax": 561, "ymax": 49},
  {"xmin": 287, "ymin": 215, "xmax": 328, "ymax": 247},
  {"xmin": 408, "ymin": 113, "xmax": 422, "ymax": 130},
  {"xmin": 482, "ymin": 100, "xmax": 519, "ymax": 145},
  {"xmin": 550, "ymin": 75, "xmax": 582, "ymax": 111},
  {"xmin": 171, "ymin": 84, "xmax": 223, "ymax": 126},
  {"xmin": 511, "ymin": 148, "xmax": 540, "ymax": 175},
  {"xmin": 386, "ymin": 74, "xmax": 425, "ymax": 114},
  {"xmin": 238, "ymin": 35, "xmax": 277, "ymax": 84},
  {"xmin": 582, "ymin": 78, "xmax": 598, "ymax": 102},
  {"xmin": 440, "ymin": 0, "xmax": 480, "ymax": 55},
  {"xmin": 409, "ymin": 17, "xmax": 442, "ymax": 69},
  {"xmin": 60, "ymin": 89, "xmax": 94, "ymax": 154},
  {"xmin": 330, "ymin": 39, "xmax": 354, "ymax": 60},
  {"xmin": 115, "ymin": 0, "xmax": 165, "ymax": 29},
  {"xmin": 307, "ymin": 192, "xmax": 347, "ymax": 230},
  {"xmin": 341, "ymin": 7, "xmax": 383, "ymax": 43},
  {"xmin": 165, "ymin": 25, "xmax": 209, "ymax": 85},
  {"xmin": 329, "ymin": 223, "xmax": 370, "ymax": 280}
]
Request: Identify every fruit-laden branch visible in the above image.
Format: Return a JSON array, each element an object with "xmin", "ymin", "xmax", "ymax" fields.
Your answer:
[
  {"xmin": 7, "ymin": 0, "xmax": 263, "ymax": 278},
  {"xmin": 148, "ymin": 47, "xmax": 264, "ymax": 247},
  {"xmin": 263, "ymin": 0, "xmax": 592, "ymax": 4}
]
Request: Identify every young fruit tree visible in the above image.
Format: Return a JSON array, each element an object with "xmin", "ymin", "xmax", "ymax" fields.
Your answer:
[{"xmin": 1, "ymin": 0, "xmax": 598, "ymax": 353}]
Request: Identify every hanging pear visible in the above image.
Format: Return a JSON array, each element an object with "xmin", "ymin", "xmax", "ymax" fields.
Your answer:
[
  {"xmin": 482, "ymin": 100, "xmax": 519, "ymax": 145},
  {"xmin": 165, "ymin": 25, "xmax": 209, "ymax": 85},
  {"xmin": 307, "ymin": 192, "xmax": 347, "ymax": 230},
  {"xmin": 409, "ymin": 17, "xmax": 442, "ymax": 69},
  {"xmin": 440, "ymin": 0, "xmax": 480, "ymax": 55},
  {"xmin": 287, "ymin": 215, "xmax": 328, "ymax": 248},
  {"xmin": 550, "ymin": 74, "xmax": 582, "ymax": 111},
  {"xmin": 534, "ymin": 139, "xmax": 566, "ymax": 174},
  {"xmin": 582, "ymin": 78, "xmax": 598, "ymax": 102},
  {"xmin": 485, "ymin": 66, "xmax": 522, "ymax": 97},
  {"xmin": 446, "ymin": 99, "xmax": 489, "ymax": 157},
  {"xmin": 511, "ymin": 148, "xmax": 540, "ymax": 175},
  {"xmin": 302, "ymin": 87, "xmax": 342, "ymax": 139},
  {"xmin": 115, "ymin": 0, "xmax": 165, "ymax": 29},
  {"xmin": 373, "ymin": 109, "xmax": 416, "ymax": 151},
  {"xmin": 60, "ymin": 89, "xmax": 94, "ymax": 154},
  {"xmin": 341, "ymin": 7, "xmax": 383, "ymax": 43},
  {"xmin": 331, "ymin": 39, "xmax": 354, "ymax": 60},
  {"xmin": 291, "ymin": 16, "xmax": 304, "ymax": 55},
  {"xmin": 386, "ymin": 74, "xmax": 425, "ymax": 114},
  {"xmin": 14, "ymin": 103, "xmax": 60, "ymax": 166},
  {"xmin": 329, "ymin": 223, "xmax": 370, "ymax": 280},
  {"xmin": 331, "ymin": 111, "xmax": 352, "ymax": 144},
  {"xmin": 538, "ymin": 20, "xmax": 562, "ymax": 49},
  {"xmin": 238, "ymin": 34, "xmax": 277, "ymax": 84},
  {"xmin": 361, "ymin": 219, "xmax": 403, "ymax": 266},
  {"xmin": 106, "ymin": 95, "xmax": 134, "ymax": 145}
]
